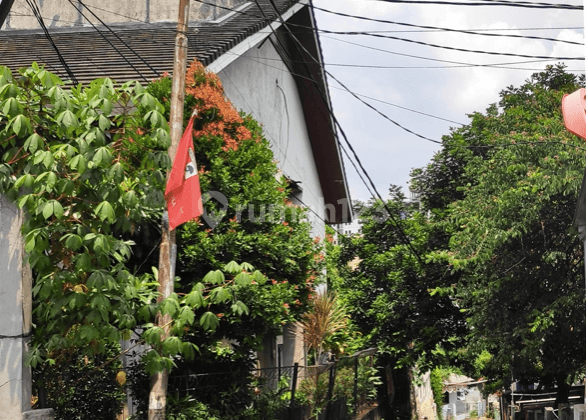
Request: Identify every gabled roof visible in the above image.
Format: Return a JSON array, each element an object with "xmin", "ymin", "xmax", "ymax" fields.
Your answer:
[{"xmin": 0, "ymin": 0, "xmax": 351, "ymax": 223}]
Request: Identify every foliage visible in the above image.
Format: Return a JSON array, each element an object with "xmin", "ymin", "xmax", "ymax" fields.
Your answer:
[
  {"xmin": 401, "ymin": 64, "xmax": 586, "ymax": 406},
  {"xmin": 0, "ymin": 64, "xmax": 172, "ymax": 365},
  {"xmin": 296, "ymin": 358, "xmax": 380, "ymax": 419},
  {"xmin": 146, "ymin": 61, "xmax": 324, "ymax": 361},
  {"xmin": 339, "ymin": 189, "xmax": 466, "ymax": 373},
  {"xmin": 35, "ymin": 344, "xmax": 125, "ymax": 420},
  {"xmin": 296, "ymin": 290, "xmax": 349, "ymax": 363},
  {"xmin": 324, "ymin": 225, "xmax": 367, "ymax": 357},
  {"xmin": 165, "ymin": 395, "xmax": 221, "ymax": 420},
  {"xmin": 240, "ymin": 376, "xmax": 290, "ymax": 420},
  {"xmin": 0, "ymin": 60, "xmax": 322, "ymax": 416},
  {"xmin": 434, "ymin": 65, "xmax": 586, "ymax": 396},
  {"xmin": 430, "ymin": 366, "xmax": 461, "ymax": 420}
]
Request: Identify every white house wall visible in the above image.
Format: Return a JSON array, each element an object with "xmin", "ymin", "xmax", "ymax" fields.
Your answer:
[{"xmin": 218, "ymin": 36, "xmax": 326, "ymax": 240}]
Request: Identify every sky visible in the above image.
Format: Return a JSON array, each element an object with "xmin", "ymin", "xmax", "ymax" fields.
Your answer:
[{"xmin": 311, "ymin": 0, "xmax": 585, "ymax": 203}]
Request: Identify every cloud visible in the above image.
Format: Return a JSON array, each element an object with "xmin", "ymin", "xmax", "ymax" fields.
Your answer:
[{"xmin": 313, "ymin": 0, "xmax": 585, "ymax": 199}]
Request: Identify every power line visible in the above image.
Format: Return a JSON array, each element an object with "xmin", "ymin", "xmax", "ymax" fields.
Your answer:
[
  {"xmin": 321, "ymin": 36, "xmax": 580, "ymax": 69},
  {"xmin": 24, "ymin": 0, "xmax": 79, "ymax": 84},
  {"xmin": 359, "ymin": 0, "xmax": 582, "ymax": 9},
  {"xmin": 68, "ymin": 0, "xmax": 158, "ymax": 81},
  {"xmin": 12, "ymin": 8, "xmax": 581, "ymax": 34},
  {"xmin": 324, "ymin": 32, "xmax": 583, "ymax": 61},
  {"xmin": 258, "ymin": 0, "xmax": 426, "ymax": 265},
  {"xmin": 329, "ymin": 85, "xmax": 466, "ymax": 125},
  {"xmin": 316, "ymin": 26, "xmax": 585, "ymax": 34},
  {"xmin": 311, "ymin": 5, "xmax": 583, "ymax": 45},
  {"xmin": 188, "ymin": 0, "xmax": 585, "ymax": 65}
]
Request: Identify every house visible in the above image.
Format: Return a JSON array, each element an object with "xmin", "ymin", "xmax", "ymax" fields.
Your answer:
[
  {"xmin": 0, "ymin": 0, "xmax": 351, "ymax": 417},
  {"xmin": 442, "ymin": 374, "xmax": 489, "ymax": 420}
]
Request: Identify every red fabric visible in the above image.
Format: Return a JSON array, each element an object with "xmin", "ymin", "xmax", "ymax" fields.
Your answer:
[
  {"xmin": 562, "ymin": 88, "xmax": 586, "ymax": 140},
  {"xmin": 165, "ymin": 115, "xmax": 203, "ymax": 231}
]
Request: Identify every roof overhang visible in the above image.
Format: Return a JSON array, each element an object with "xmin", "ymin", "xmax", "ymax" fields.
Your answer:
[{"xmin": 285, "ymin": 4, "xmax": 351, "ymax": 224}]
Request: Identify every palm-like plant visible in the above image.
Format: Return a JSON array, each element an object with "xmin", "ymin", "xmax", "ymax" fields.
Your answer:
[{"xmin": 296, "ymin": 291, "xmax": 348, "ymax": 365}]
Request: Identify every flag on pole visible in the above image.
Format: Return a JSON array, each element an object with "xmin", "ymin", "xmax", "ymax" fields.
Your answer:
[{"xmin": 165, "ymin": 114, "xmax": 203, "ymax": 231}]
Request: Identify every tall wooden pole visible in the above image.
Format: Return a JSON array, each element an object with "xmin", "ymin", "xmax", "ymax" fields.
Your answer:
[{"xmin": 148, "ymin": 1, "xmax": 190, "ymax": 419}]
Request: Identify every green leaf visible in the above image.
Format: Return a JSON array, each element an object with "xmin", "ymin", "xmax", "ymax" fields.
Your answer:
[
  {"xmin": 23, "ymin": 133, "xmax": 43, "ymax": 153},
  {"xmin": 92, "ymin": 147, "xmax": 112, "ymax": 167},
  {"xmin": 98, "ymin": 114, "xmax": 111, "ymax": 131},
  {"xmin": 42, "ymin": 200, "xmax": 64, "ymax": 220},
  {"xmin": 75, "ymin": 253, "xmax": 92, "ymax": 272},
  {"xmin": 56, "ymin": 110, "xmax": 78, "ymax": 131},
  {"xmin": 209, "ymin": 287, "xmax": 231, "ymax": 304},
  {"xmin": 95, "ymin": 201, "xmax": 116, "ymax": 223},
  {"xmin": 181, "ymin": 342, "xmax": 199, "ymax": 360},
  {"xmin": 63, "ymin": 234, "xmax": 83, "ymax": 251},
  {"xmin": 108, "ymin": 163, "xmax": 124, "ymax": 183},
  {"xmin": 240, "ymin": 262, "xmax": 254, "ymax": 272},
  {"xmin": 224, "ymin": 261, "xmax": 241, "ymax": 274},
  {"xmin": 10, "ymin": 115, "xmax": 31, "ymax": 137},
  {"xmin": 14, "ymin": 174, "xmax": 34, "ymax": 189},
  {"xmin": 179, "ymin": 306, "xmax": 195, "ymax": 325},
  {"xmin": 185, "ymin": 290, "xmax": 204, "ymax": 308},
  {"xmin": 2, "ymin": 97, "xmax": 22, "ymax": 117},
  {"xmin": 25, "ymin": 236, "xmax": 35, "ymax": 253},
  {"xmin": 69, "ymin": 154, "xmax": 87, "ymax": 174},
  {"xmin": 234, "ymin": 272, "xmax": 251, "ymax": 286},
  {"xmin": 200, "ymin": 312, "xmax": 220, "ymax": 332},
  {"xmin": 123, "ymin": 190, "xmax": 139, "ymax": 208},
  {"xmin": 162, "ymin": 336, "xmax": 182, "ymax": 356},
  {"xmin": 231, "ymin": 301, "xmax": 249, "ymax": 316},
  {"xmin": 203, "ymin": 270, "xmax": 225, "ymax": 285}
]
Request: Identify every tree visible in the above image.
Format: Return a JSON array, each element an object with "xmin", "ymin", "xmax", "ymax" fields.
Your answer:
[
  {"xmin": 410, "ymin": 64, "xmax": 586, "ymax": 403},
  {"xmin": 338, "ymin": 189, "xmax": 466, "ymax": 419},
  {"xmin": 436, "ymin": 65, "xmax": 586, "ymax": 402},
  {"xmin": 0, "ymin": 61, "xmax": 322, "ymax": 418},
  {"xmin": 144, "ymin": 61, "xmax": 323, "ymax": 363}
]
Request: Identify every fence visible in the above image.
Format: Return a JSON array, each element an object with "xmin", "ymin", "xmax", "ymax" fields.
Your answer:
[{"xmin": 167, "ymin": 348, "xmax": 379, "ymax": 420}]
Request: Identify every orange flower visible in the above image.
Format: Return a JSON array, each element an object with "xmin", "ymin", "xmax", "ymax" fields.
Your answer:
[{"xmin": 185, "ymin": 60, "xmax": 252, "ymax": 152}]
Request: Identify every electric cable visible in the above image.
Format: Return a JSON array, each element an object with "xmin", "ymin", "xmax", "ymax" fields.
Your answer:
[
  {"xmin": 24, "ymin": 0, "xmax": 79, "ymax": 84},
  {"xmin": 359, "ymin": 0, "xmax": 582, "ymax": 9},
  {"xmin": 258, "ymin": 0, "xmax": 426, "ymax": 265},
  {"xmin": 67, "ymin": 0, "xmax": 158, "ymax": 81},
  {"xmin": 310, "ymin": 5, "xmax": 583, "ymax": 45},
  {"xmin": 320, "ymin": 35, "xmax": 578, "ymax": 70},
  {"xmin": 324, "ymin": 31, "xmax": 584, "ymax": 61},
  {"xmin": 65, "ymin": 0, "xmax": 149, "ymax": 83},
  {"xmin": 189, "ymin": 0, "xmax": 585, "ymax": 63}
]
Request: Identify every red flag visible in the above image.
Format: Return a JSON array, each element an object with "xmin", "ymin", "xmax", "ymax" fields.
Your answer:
[
  {"xmin": 562, "ymin": 88, "xmax": 586, "ymax": 140},
  {"xmin": 165, "ymin": 115, "xmax": 203, "ymax": 231}
]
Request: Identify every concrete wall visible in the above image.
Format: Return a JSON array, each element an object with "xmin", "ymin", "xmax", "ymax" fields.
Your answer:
[
  {"xmin": 0, "ymin": 195, "xmax": 32, "ymax": 420},
  {"xmin": 3, "ymin": 0, "xmax": 246, "ymax": 30},
  {"xmin": 412, "ymin": 370, "xmax": 437, "ymax": 420},
  {"xmin": 218, "ymin": 36, "xmax": 326, "ymax": 240}
]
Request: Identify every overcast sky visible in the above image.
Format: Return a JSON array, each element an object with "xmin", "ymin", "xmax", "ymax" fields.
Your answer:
[{"xmin": 312, "ymin": 0, "xmax": 584, "ymax": 202}]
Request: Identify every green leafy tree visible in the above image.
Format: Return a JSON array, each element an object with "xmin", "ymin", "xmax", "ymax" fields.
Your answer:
[
  {"xmin": 435, "ymin": 65, "xmax": 586, "ymax": 403},
  {"xmin": 0, "ymin": 62, "xmax": 319, "ymax": 417},
  {"xmin": 338, "ymin": 188, "xmax": 466, "ymax": 419},
  {"xmin": 145, "ymin": 61, "xmax": 324, "ymax": 362}
]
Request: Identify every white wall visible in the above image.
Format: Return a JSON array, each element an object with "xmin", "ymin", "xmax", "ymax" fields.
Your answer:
[
  {"xmin": 218, "ymin": 36, "xmax": 326, "ymax": 240},
  {"xmin": 0, "ymin": 195, "xmax": 31, "ymax": 420},
  {"xmin": 3, "ymin": 0, "xmax": 245, "ymax": 30}
]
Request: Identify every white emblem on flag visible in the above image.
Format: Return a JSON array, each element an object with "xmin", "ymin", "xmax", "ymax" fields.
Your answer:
[{"xmin": 185, "ymin": 148, "xmax": 197, "ymax": 180}]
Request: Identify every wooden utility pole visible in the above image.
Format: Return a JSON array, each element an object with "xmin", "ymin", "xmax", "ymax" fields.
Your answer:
[{"xmin": 148, "ymin": 1, "xmax": 190, "ymax": 419}]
